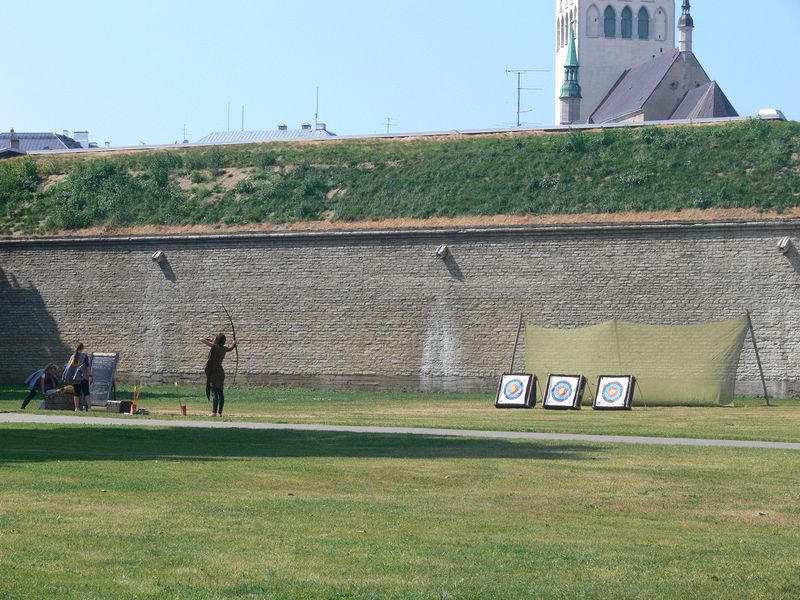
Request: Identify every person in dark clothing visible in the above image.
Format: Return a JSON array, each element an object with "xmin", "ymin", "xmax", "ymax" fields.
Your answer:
[
  {"xmin": 21, "ymin": 364, "xmax": 61, "ymax": 409},
  {"xmin": 63, "ymin": 343, "xmax": 93, "ymax": 411},
  {"xmin": 201, "ymin": 332, "xmax": 237, "ymax": 417}
]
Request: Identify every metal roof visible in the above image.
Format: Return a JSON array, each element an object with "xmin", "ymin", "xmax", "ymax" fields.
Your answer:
[
  {"xmin": 589, "ymin": 49, "xmax": 680, "ymax": 124},
  {"xmin": 0, "ymin": 132, "xmax": 82, "ymax": 152},
  {"xmin": 671, "ymin": 81, "xmax": 738, "ymax": 120},
  {"xmin": 196, "ymin": 126, "xmax": 336, "ymax": 145}
]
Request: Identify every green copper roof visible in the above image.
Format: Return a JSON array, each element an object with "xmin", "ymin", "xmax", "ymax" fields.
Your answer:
[
  {"xmin": 559, "ymin": 27, "xmax": 581, "ymax": 98},
  {"xmin": 564, "ymin": 27, "xmax": 578, "ymax": 67}
]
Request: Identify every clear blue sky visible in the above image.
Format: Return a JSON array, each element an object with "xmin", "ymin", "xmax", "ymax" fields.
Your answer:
[{"xmin": 3, "ymin": 1, "xmax": 798, "ymax": 147}]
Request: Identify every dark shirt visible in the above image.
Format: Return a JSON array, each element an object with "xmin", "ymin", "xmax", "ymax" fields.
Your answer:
[{"xmin": 204, "ymin": 344, "xmax": 231, "ymax": 388}]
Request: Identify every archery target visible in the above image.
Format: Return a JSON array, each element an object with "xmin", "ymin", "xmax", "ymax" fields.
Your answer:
[
  {"xmin": 544, "ymin": 375, "xmax": 585, "ymax": 410},
  {"xmin": 593, "ymin": 375, "xmax": 635, "ymax": 410},
  {"xmin": 495, "ymin": 373, "xmax": 536, "ymax": 408}
]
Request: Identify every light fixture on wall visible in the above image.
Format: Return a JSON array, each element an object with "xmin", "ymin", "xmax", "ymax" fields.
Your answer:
[
  {"xmin": 434, "ymin": 244, "xmax": 449, "ymax": 259},
  {"xmin": 151, "ymin": 250, "xmax": 166, "ymax": 263},
  {"xmin": 777, "ymin": 237, "xmax": 791, "ymax": 254}
]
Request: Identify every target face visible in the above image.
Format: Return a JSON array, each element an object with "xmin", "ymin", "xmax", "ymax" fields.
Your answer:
[
  {"xmin": 503, "ymin": 379, "xmax": 525, "ymax": 400},
  {"xmin": 495, "ymin": 374, "xmax": 535, "ymax": 408},
  {"xmin": 550, "ymin": 380, "xmax": 573, "ymax": 402},
  {"xmin": 544, "ymin": 375, "xmax": 585, "ymax": 410},
  {"xmin": 602, "ymin": 382, "xmax": 624, "ymax": 402},
  {"xmin": 594, "ymin": 376, "xmax": 634, "ymax": 410}
]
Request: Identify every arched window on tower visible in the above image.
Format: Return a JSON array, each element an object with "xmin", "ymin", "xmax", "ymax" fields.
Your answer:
[
  {"xmin": 557, "ymin": 16, "xmax": 562, "ymax": 48},
  {"xmin": 586, "ymin": 4, "xmax": 600, "ymax": 38},
  {"xmin": 557, "ymin": 17, "xmax": 560, "ymax": 47},
  {"xmin": 570, "ymin": 9, "xmax": 577, "ymax": 40},
  {"xmin": 621, "ymin": 7, "xmax": 632, "ymax": 39},
  {"xmin": 604, "ymin": 6, "xmax": 616, "ymax": 38},
  {"xmin": 638, "ymin": 7, "xmax": 650, "ymax": 39}
]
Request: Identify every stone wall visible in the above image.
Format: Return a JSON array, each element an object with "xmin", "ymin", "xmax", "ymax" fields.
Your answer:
[{"xmin": 1, "ymin": 221, "xmax": 798, "ymax": 396}]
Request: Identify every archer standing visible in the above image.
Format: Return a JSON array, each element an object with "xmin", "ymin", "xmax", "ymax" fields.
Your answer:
[
  {"xmin": 201, "ymin": 333, "xmax": 237, "ymax": 417},
  {"xmin": 63, "ymin": 343, "xmax": 93, "ymax": 411}
]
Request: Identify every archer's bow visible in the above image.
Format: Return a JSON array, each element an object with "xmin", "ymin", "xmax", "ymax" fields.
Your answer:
[{"xmin": 220, "ymin": 302, "xmax": 239, "ymax": 385}]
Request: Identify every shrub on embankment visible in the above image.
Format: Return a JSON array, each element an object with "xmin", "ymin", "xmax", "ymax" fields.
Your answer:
[{"xmin": 0, "ymin": 119, "xmax": 797, "ymax": 235}]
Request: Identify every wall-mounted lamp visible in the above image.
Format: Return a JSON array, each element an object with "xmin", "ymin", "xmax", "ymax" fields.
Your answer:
[
  {"xmin": 151, "ymin": 250, "xmax": 166, "ymax": 264},
  {"xmin": 777, "ymin": 237, "xmax": 791, "ymax": 254},
  {"xmin": 435, "ymin": 244, "xmax": 449, "ymax": 259}
]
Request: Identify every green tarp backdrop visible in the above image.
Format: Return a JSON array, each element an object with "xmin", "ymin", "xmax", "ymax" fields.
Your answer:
[{"xmin": 525, "ymin": 317, "xmax": 750, "ymax": 406}]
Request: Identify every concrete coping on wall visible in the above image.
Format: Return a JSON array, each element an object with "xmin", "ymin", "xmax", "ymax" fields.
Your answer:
[{"xmin": 1, "ymin": 219, "xmax": 799, "ymax": 248}]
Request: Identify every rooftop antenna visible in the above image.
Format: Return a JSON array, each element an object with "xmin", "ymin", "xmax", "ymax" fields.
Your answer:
[
  {"xmin": 315, "ymin": 87, "xmax": 319, "ymax": 128},
  {"xmin": 505, "ymin": 68, "xmax": 547, "ymax": 127},
  {"xmin": 385, "ymin": 117, "xmax": 398, "ymax": 134},
  {"xmin": 181, "ymin": 124, "xmax": 190, "ymax": 144}
]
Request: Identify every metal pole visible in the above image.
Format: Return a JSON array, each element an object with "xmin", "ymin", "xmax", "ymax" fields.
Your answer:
[
  {"xmin": 509, "ymin": 312, "xmax": 524, "ymax": 372},
  {"xmin": 745, "ymin": 310, "xmax": 770, "ymax": 406},
  {"xmin": 516, "ymin": 72, "xmax": 521, "ymax": 127}
]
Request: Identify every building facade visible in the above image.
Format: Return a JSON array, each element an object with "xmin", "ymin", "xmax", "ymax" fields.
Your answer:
[{"xmin": 554, "ymin": 0, "xmax": 675, "ymax": 123}]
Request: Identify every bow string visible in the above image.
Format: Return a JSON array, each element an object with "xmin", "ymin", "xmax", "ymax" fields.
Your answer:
[{"xmin": 220, "ymin": 302, "xmax": 239, "ymax": 385}]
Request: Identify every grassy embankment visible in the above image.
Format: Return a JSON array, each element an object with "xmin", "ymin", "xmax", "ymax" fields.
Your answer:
[{"xmin": 0, "ymin": 119, "xmax": 798, "ymax": 235}]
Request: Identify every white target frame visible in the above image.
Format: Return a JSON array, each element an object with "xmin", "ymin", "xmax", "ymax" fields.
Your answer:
[
  {"xmin": 593, "ymin": 375, "xmax": 635, "ymax": 410},
  {"xmin": 543, "ymin": 374, "xmax": 586, "ymax": 410},
  {"xmin": 495, "ymin": 373, "xmax": 536, "ymax": 409}
]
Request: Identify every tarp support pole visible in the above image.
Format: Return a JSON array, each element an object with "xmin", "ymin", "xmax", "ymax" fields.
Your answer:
[
  {"xmin": 746, "ymin": 310, "xmax": 770, "ymax": 406},
  {"xmin": 509, "ymin": 312, "xmax": 523, "ymax": 372}
]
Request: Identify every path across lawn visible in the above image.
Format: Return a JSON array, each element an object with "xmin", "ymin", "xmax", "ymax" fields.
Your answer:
[{"xmin": 3, "ymin": 412, "xmax": 799, "ymax": 450}]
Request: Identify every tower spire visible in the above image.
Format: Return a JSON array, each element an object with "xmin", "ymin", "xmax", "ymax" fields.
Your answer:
[
  {"xmin": 559, "ymin": 27, "xmax": 582, "ymax": 124},
  {"xmin": 678, "ymin": 0, "xmax": 694, "ymax": 52}
]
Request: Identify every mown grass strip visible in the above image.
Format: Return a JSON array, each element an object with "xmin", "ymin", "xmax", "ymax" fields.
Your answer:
[
  {"xmin": 1, "ymin": 423, "xmax": 799, "ymax": 599},
  {"xmin": 3, "ymin": 384, "xmax": 799, "ymax": 443}
]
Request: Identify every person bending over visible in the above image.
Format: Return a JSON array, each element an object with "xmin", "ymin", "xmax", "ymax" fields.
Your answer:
[{"xmin": 21, "ymin": 363, "xmax": 61, "ymax": 409}]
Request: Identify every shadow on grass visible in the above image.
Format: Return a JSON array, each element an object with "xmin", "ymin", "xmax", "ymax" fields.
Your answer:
[{"xmin": 0, "ymin": 426, "xmax": 601, "ymax": 462}]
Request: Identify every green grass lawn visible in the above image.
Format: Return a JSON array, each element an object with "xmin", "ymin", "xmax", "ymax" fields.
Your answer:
[
  {"xmin": 1, "ymin": 422, "xmax": 799, "ymax": 599},
  {"xmin": 3, "ymin": 384, "xmax": 799, "ymax": 443}
]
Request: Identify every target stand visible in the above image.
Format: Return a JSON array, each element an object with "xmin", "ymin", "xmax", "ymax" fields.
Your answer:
[
  {"xmin": 593, "ymin": 375, "xmax": 636, "ymax": 410},
  {"xmin": 495, "ymin": 373, "xmax": 537, "ymax": 409},
  {"xmin": 543, "ymin": 374, "xmax": 586, "ymax": 410}
]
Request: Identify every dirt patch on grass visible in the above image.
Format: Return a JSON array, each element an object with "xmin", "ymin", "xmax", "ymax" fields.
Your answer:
[
  {"xmin": 42, "ymin": 174, "xmax": 67, "ymax": 191},
  {"xmin": 216, "ymin": 167, "xmax": 251, "ymax": 190}
]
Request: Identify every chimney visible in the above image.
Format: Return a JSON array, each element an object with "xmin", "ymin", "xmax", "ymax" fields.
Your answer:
[
  {"xmin": 278, "ymin": 124, "xmax": 288, "ymax": 131},
  {"xmin": 63, "ymin": 129, "xmax": 69, "ymax": 137},
  {"xmin": 10, "ymin": 128, "xmax": 20, "ymax": 150},
  {"xmin": 301, "ymin": 123, "xmax": 311, "ymax": 130},
  {"xmin": 315, "ymin": 123, "xmax": 326, "ymax": 131},
  {"xmin": 73, "ymin": 131, "xmax": 90, "ymax": 148}
]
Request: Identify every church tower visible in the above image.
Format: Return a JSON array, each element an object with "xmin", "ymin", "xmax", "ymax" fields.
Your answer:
[
  {"xmin": 559, "ymin": 28, "xmax": 582, "ymax": 124},
  {"xmin": 678, "ymin": 0, "xmax": 694, "ymax": 52},
  {"xmin": 554, "ymin": 0, "xmax": 676, "ymax": 122}
]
